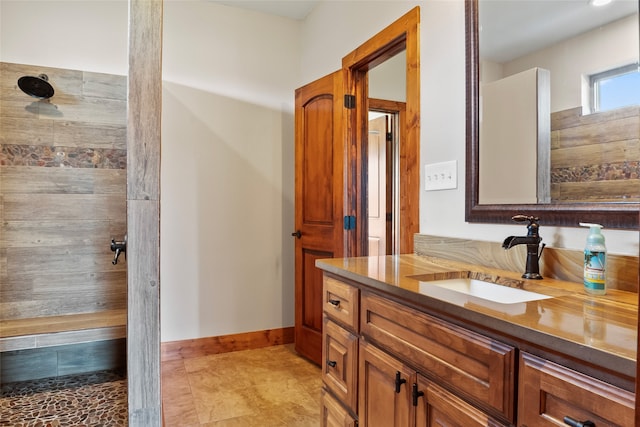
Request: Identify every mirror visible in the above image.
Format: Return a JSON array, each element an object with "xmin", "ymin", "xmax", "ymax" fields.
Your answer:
[{"xmin": 466, "ymin": 0, "xmax": 639, "ymax": 228}]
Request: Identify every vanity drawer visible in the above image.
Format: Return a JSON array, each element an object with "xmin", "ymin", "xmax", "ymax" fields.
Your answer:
[
  {"xmin": 518, "ymin": 352, "xmax": 635, "ymax": 427},
  {"xmin": 321, "ymin": 388, "xmax": 357, "ymax": 427},
  {"xmin": 323, "ymin": 275, "xmax": 359, "ymax": 332},
  {"xmin": 360, "ymin": 291, "xmax": 516, "ymax": 422},
  {"xmin": 323, "ymin": 317, "xmax": 358, "ymax": 413}
]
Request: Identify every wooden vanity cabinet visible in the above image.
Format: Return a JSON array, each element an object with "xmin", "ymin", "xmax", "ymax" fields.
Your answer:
[
  {"xmin": 518, "ymin": 352, "xmax": 635, "ymax": 427},
  {"xmin": 323, "ymin": 317, "xmax": 358, "ymax": 412},
  {"xmin": 359, "ymin": 340, "xmax": 415, "ymax": 427},
  {"xmin": 321, "ymin": 272, "xmax": 635, "ymax": 427},
  {"xmin": 359, "ymin": 330, "xmax": 512, "ymax": 427},
  {"xmin": 359, "ymin": 340, "xmax": 509, "ymax": 427},
  {"xmin": 322, "ymin": 276, "xmax": 360, "ymax": 422},
  {"xmin": 321, "ymin": 274, "xmax": 514, "ymax": 426},
  {"xmin": 360, "ymin": 291, "xmax": 516, "ymax": 422}
]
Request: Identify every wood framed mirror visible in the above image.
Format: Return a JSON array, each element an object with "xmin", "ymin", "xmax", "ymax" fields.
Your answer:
[{"xmin": 465, "ymin": 0, "xmax": 639, "ymax": 229}]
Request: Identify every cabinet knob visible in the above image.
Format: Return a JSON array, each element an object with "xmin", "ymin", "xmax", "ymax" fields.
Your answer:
[
  {"xmin": 394, "ymin": 371, "xmax": 406, "ymax": 393},
  {"xmin": 412, "ymin": 383, "xmax": 425, "ymax": 406},
  {"xmin": 328, "ymin": 299, "xmax": 341, "ymax": 307},
  {"xmin": 564, "ymin": 416, "xmax": 595, "ymax": 427},
  {"xmin": 327, "ymin": 360, "xmax": 337, "ymax": 368}
]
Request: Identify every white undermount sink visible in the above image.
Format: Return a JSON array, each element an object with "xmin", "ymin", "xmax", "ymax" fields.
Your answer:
[{"xmin": 421, "ymin": 278, "xmax": 552, "ymax": 304}]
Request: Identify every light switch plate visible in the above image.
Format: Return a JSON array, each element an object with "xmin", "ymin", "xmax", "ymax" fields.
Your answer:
[{"xmin": 425, "ymin": 160, "xmax": 457, "ymax": 191}]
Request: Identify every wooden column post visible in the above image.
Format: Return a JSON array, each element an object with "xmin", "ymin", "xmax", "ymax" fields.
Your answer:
[{"xmin": 127, "ymin": 0, "xmax": 163, "ymax": 425}]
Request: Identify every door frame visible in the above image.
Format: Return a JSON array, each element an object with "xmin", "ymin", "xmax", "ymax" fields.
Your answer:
[
  {"xmin": 342, "ymin": 6, "xmax": 420, "ymax": 256},
  {"xmin": 369, "ymin": 98, "xmax": 407, "ymax": 255}
]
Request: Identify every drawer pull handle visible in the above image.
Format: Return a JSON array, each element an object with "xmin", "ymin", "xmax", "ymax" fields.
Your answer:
[
  {"xmin": 564, "ymin": 416, "xmax": 595, "ymax": 427},
  {"xmin": 327, "ymin": 360, "xmax": 337, "ymax": 368},
  {"xmin": 328, "ymin": 299, "xmax": 341, "ymax": 307},
  {"xmin": 412, "ymin": 383, "xmax": 425, "ymax": 406},
  {"xmin": 394, "ymin": 371, "xmax": 406, "ymax": 393}
]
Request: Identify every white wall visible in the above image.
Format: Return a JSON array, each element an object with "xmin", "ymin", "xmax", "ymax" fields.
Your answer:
[
  {"xmin": 160, "ymin": 1, "xmax": 301, "ymax": 341},
  {"xmin": 0, "ymin": 1, "xmax": 127, "ymax": 75},
  {"xmin": 369, "ymin": 51, "xmax": 406, "ymax": 102},
  {"xmin": 300, "ymin": 0, "xmax": 422, "ymax": 83}
]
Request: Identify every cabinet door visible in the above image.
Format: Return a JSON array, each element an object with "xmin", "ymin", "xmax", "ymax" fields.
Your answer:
[
  {"xmin": 518, "ymin": 353, "xmax": 635, "ymax": 427},
  {"xmin": 323, "ymin": 317, "xmax": 359, "ymax": 412},
  {"xmin": 415, "ymin": 374, "xmax": 508, "ymax": 427},
  {"xmin": 359, "ymin": 340, "xmax": 414, "ymax": 427},
  {"xmin": 322, "ymin": 388, "xmax": 357, "ymax": 427}
]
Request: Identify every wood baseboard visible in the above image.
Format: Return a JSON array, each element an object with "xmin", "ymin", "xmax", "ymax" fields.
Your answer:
[{"xmin": 160, "ymin": 327, "xmax": 295, "ymax": 362}]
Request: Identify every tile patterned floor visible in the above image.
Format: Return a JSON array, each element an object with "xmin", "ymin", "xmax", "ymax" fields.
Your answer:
[
  {"xmin": 0, "ymin": 370, "xmax": 128, "ymax": 427},
  {"xmin": 162, "ymin": 344, "xmax": 322, "ymax": 426},
  {"xmin": 0, "ymin": 344, "xmax": 320, "ymax": 426}
]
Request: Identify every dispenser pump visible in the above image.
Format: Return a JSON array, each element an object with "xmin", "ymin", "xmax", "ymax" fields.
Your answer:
[
  {"xmin": 579, "ymin": 223, "xmax": 606, "ymax": 295},
  {"xmin": 581, "ymin": 223, "xmax": 605, "ymax": 245}
]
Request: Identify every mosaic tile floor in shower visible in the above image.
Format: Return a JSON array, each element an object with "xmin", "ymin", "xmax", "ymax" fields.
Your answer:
[{"xmin": 0, "ymin": 370, "xmax": 127, "ymax": 427}]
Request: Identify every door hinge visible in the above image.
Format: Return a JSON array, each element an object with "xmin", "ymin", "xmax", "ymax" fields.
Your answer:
[
  {"xmin": 344, "ymin": 94, "xmax": 356, "ymax": 109},
  {"xmin": 343, "ymin": 215, "xmax": 356, "ymax": 230},
  {"xmin": 386, "ymin": 132, "xmax": 393, "ymax": 142}
]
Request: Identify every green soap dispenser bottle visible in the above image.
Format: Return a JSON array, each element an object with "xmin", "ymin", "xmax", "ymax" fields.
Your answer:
[{"xmin": 579, "ymin": 223, "xmax": 606, "ymax": 295}]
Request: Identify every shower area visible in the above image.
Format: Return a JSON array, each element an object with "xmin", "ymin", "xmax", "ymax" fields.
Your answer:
[{"xmin": 0, "ymin": 62, "xmax": 128, "ymax": 424}]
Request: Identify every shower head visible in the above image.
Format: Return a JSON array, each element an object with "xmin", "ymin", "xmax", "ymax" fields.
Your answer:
[{"xmin": 17, "ymin": 74, "xmax": 55, "ymax": 99}]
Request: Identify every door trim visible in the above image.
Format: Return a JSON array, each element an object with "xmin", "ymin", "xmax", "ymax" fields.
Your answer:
[{"xmin": 342, "ymin": 6, "xmax": 420, "ymax": 256}]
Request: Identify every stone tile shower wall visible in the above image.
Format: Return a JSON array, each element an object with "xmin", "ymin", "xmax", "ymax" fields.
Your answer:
[
  {"xmin": 550, "ymin": 105, "xmax": 640, "ymax": 202},
  {"xmin": 0, "ymin": 62, "xmax": 127, "ymax": 321}
]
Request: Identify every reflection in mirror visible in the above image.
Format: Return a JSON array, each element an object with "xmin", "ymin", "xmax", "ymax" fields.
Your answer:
[
  {"xmin": 480, "ymin": 0, "xmax": 639, "ymax": 204},
  {"xmin": 466, "ymin": 0, "xmax": 640, "ymax": 228}
]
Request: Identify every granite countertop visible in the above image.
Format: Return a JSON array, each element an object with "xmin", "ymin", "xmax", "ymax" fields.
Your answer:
[{"xmin": 316, "ymin": 254, "xmax": 638, "ymax": 381}]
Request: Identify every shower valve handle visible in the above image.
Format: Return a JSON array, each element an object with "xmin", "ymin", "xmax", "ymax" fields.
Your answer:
[{"xmin": 110, "ymin": 236, "xmax": 127, "ymax": 265}]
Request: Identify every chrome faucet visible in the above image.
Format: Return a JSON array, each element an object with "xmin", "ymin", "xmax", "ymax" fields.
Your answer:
[{"xmin": 502, "ymin": 215, "xmax": 545, "ymax": 280}]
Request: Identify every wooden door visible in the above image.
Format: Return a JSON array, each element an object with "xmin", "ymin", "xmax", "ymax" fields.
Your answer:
[
  {"xmin": 358, "ymin": 341, "xmax": 414, "ymax": 427},
  {"xmin": 293, "ymin": 70, "xmax": 346, "ymax": 365},
  {"xmin": 367, "ymin": 115, "xmax": 388, "ymax": 256}
]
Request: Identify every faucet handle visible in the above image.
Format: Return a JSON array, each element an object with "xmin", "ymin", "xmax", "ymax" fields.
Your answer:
[
  {"xmin": 511, "ymin": 214, "xmax": 539, "ymax": 224},
  {"xmin": 511, "ymin": 215, "xmax": 541, "ymax": 237}
]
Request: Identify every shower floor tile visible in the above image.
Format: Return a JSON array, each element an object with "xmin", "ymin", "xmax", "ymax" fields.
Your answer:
[{"xmin": 0, "ymin": 370, "xmax": 127, "ymax": 427}]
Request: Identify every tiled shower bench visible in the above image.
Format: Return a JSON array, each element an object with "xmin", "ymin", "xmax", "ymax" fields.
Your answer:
[{"xmin": 0, "ymin": 309, "xmax": 127, "ymax": 382}]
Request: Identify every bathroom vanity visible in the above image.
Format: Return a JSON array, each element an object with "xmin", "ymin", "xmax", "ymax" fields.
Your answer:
[{"xmin": 317, "ymin": 254, "xmax": 636, "ymax": 427}]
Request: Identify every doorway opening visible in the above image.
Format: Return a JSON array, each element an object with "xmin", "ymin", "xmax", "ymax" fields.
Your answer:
[
  {"xmin": 367, "ymin": 100, "xmax": 405, "ymax": 256},
  {"xmin": 342, "ymin": 7, "xmax": 420, "ymax": 257}
]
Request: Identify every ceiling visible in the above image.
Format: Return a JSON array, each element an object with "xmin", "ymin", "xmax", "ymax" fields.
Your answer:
[{"xmin": 210, "ymin": 0, "xmax": 321, "ymax": 20}]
